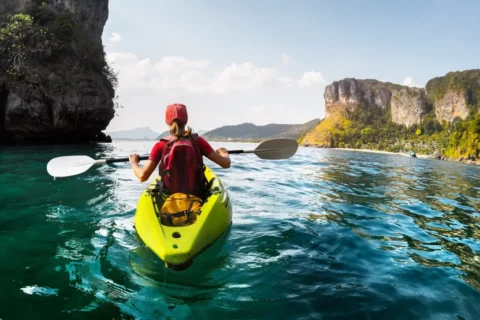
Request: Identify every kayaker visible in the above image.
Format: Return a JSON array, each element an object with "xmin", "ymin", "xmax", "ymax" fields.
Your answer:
[{"xmin": 128, "ymin": 103, "xmax": 230, "ymax": 195}]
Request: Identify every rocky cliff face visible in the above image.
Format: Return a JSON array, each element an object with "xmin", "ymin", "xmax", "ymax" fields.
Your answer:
[
  {"xmin": 0, "ymin": 0, "xmax": 114, "ymax": 145},
  {"xmin": 4, "ymin": 76, "xmax": 114, "ymax": 144},
  {"xmin": 324, "ymin": 70, "xmax": 480, "ymax": 127},
  {"xmin": 324, "ymin": 79, "xmax": 397, "ymax": 117},
  {"xmin": 425, "ymin": 69, "xmax": 480, "ymax": 123},
  {"xmin": 324, "ymin": 78, "xmax": 426, "ymax": 126},
  {"xmin": 433, "ymin": 91, "xmax": 469, "ymax": 123},
  {"xmin": 391, "ymin": 87, "xmax": 427, "ymax": 127}
]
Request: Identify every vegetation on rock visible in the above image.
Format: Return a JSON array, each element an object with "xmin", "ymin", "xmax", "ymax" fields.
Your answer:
[
  {"xmin": 426, "ymin": 70, "xmax": 480, "ymax": 114},
  {"xmin": 0, "ymin": 1, "xmax": 117, "ymax": 92}
]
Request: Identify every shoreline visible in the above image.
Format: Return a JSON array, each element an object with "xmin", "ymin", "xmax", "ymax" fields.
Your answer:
[
  {"xmin": 329, "ymin": 147, "xmax": 427, "ymax": 158},
  {"xmin": 303, "ymin": 145, "xmax": 479, "ymax": 166}
]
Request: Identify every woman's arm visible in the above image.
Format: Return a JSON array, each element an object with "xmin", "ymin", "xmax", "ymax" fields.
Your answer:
[
  {"xmin": 129, "ymin": 154, "xmax": 158, "ymax": 182},
  {"xmin": 197, "ymin": 137, "xmax": 231, "ymax": 169},
  {"xmin": 206, "ymin": 148, "xmax": 231, "ymax": 168}
]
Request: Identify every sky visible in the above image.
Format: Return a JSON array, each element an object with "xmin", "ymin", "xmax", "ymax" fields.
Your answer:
[{"xmin": 102, "ymin": 0, "xmax": 480, "ymax": 133}]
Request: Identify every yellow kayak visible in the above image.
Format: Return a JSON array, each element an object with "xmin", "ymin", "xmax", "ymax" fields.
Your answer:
[{"xmin": 134, "ymin": 166, "xmax": 232, "ymax": 270}]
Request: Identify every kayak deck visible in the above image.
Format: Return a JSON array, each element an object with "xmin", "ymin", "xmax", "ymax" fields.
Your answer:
[{"xmin": 134, "ymin": 166, "xmax": 232, "ymax": 269}]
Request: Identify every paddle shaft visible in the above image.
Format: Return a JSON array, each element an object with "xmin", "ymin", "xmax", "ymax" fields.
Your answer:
[
  {"xmin": 105, "ymin": 146, "xmax": 286, "ymax": 163},
  {"xmin": 104, "ymin": 150, "xmax": 245, "ymax": 163},
  {"xmin": 106, "ymin": 155, "xmax": 150, "ymax": 164},
  {"xmin": 105, "ymin": 148, "xmax": 280, "ymax": 163},
  {"xmin": 227, "ymin": 150, "xmax": 244, "ymax": 154},
  {"xmin": 228, "ymin": 148, "xmax": 280, "ymax": 154}
]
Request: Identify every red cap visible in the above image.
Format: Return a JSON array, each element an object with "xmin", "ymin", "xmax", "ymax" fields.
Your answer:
[{"xmin": 165, "ymin": 103, "xmax": 188, "ymax": 125}]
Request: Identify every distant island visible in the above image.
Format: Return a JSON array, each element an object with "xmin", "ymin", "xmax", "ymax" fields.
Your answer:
[
  {"xmin": 106, "ymin": 127, "xmax": 211, "ymax": 140},
  {"xmin": 107, "ymin": 122, "xmax": 320, "ymax": 143},
  {"xmin": 300, "ymin": 69, "xmax": 480, "ymax": 165},
  {"xmin": 202, "ymin": 119, "xmax": 320, "ymax": 142},
  {"xmin": 106, "ymin": 127, "xmax": 161, "ymax": 140},
  {"xmin": 156, "ymin": 129, "xmax": 209, "ymax": 140}
]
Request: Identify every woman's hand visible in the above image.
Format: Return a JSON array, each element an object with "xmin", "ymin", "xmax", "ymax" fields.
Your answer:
[
  {"xmin": 216, "ymin": 147, "xmax": 229, "ymax": 158},
  {"xmin": 129, "ymin": 154, "xmax": 140, "ymax": 165},
  {"xmin": 207, "ymin": 147, "xmax": 231, "ymax": 168},
  {"xmin": 129, "ymin": 155, "xmax": 158, "ymax": 182}
]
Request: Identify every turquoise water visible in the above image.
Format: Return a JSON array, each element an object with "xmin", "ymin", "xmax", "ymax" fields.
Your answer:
[{"xmin": 1, "ymin": 140, "xmax": 479, "ymax": 319}]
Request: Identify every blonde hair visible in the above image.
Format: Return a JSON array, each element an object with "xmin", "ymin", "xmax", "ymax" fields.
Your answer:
[{"xmin": 170, "ymin": 121, "xmax": 192, "ymax": 139}]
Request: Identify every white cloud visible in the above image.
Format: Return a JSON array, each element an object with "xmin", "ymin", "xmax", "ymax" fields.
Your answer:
[
  {"xmin": 106, "ymin": 32, "xmax": 122, "ymax": 47},
  {"xmin": 154, "ymin": 56, "xmax": 210, "ymax": 73},
  {"xmin": 402, "ymin": 77, "xmax": 423, "ymax": 88},
  {"xmin": 106, "ymin": 54, "xmax": 310, "ymax": 95},
  {"xmin": 211, "ymin": 62, "xmax": 291, "ymax": 93},
  {"xmin": 298, "ymin": 71, "xmax": 326, "ymax": 87},
  {"xmin": 280, "ymin": 53, "xmax": 295, "ymax": 65},
  {"xmin": 106, "ymin": 52, "xmax": 152, "ymax": 89},
  {"xmin": 177, "ymin": 71, "xmax": 212, "ymax": 93},
  {"xmin": 249, "ymin": 104, "xmax": 265, "ymax": 113},
  {"xmin": 278, "ymin": 76, "xmax": 295, "ymax": 88}
]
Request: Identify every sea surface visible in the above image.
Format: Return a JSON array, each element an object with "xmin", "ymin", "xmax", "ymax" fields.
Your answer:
[{"xmin": 0, "ymin": 140, "xmax": 479, "ymax": 319}]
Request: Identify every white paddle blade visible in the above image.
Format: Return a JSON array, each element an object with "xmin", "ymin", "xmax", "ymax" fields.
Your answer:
[
  {"xmin": 47, "ymin": 156, "xmax": 96, "ymax": 178},
  {"xmin": 254, "ymin": 138, "xmax": 298, "ymax": 160}
]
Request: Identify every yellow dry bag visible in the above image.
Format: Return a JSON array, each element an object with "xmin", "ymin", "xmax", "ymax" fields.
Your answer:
[{"xmin": 159, "ymin": 193, "xmax": 203, "ymax": 226}]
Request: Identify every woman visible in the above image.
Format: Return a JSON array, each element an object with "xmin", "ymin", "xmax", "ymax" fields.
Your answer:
[{"xmin": 128, "ymin": 103, "xmax": 231, "ymax": 187}]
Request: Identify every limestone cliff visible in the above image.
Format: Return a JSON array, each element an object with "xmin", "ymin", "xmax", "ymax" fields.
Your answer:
[
  {"xmin": 324, "ymin": 78, "xmax": 427, "ymax": 127},
  {"xmin": 0, "ymin": 0, "xmax": 114, "ymax": 145},
  {"xmin": 425, "ymin": 69, "xmax": 480, "ymax": 123},
  {"xmin": 391, "ymin": 87, "xmax": 428, "ymax": 127},
  {"xmin": 324, "ymin": 79, "xmax": 397, "ymax": 117},
  {"xmin": 432, "ymin": 91, "xmax": 469, "ymax": 123}
]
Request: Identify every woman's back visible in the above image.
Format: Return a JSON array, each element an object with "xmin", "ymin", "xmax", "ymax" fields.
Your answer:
[{"xmin": 128, "ymin": 103, "xmax": 231, "ymax": 194}]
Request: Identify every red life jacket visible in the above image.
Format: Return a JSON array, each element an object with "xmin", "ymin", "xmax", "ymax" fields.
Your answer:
[{"xmin": 159, "ymin": 134, "xmax": 206, "ymax": 198}]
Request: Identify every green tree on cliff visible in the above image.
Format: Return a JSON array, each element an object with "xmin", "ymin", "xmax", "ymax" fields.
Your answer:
[
  {"xmin": 0, "ymin": 3, "xmax": 117, "ymax": 89},
  {"xmin": 0, "ymin": 14, "xmax": 50, "ymax": 79}
]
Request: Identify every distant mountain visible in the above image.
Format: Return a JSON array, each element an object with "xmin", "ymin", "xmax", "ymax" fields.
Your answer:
[
  {"xmin": 202, "ymin": 119, "xmax": 321, "ymax": 141},
  {"xmin": 107, "ymin": 127, "xmax": 161, "ymax": 140},
  {"xmin": 156, "ymin": 130, "xmax": 169, "ymax": 140},
  {"xmin": 156, "ymin": 129, "xmax": 209, "ymax": 140},
  {"xmin": 196, "ymin": 130, "xmax": 209, "ymax": 136}
]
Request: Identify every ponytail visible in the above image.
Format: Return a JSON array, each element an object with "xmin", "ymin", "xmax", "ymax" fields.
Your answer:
[
  {"xmin": 170, "ymin": 121, "xmax": 192, "ymax": 139},
  {"xmin": 183, "ymin": 126, "xmax": 192, "ymax": 137},
  {"xmin": 170, "ymin": 121, "xmax": 180, "ymax": 138}
]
